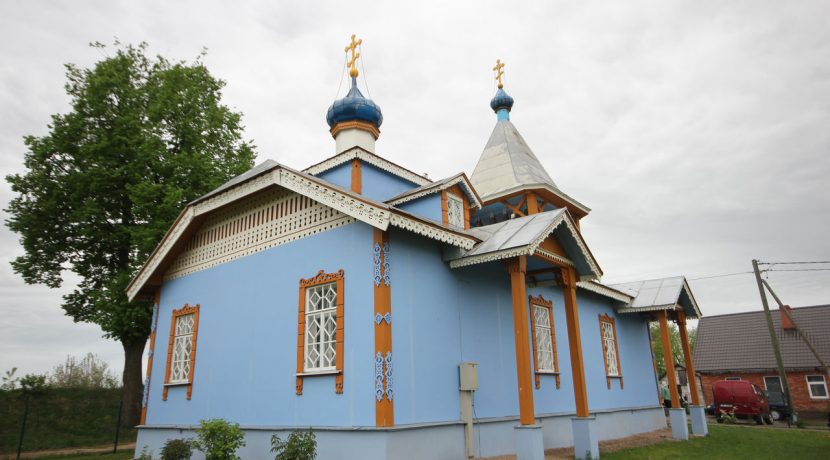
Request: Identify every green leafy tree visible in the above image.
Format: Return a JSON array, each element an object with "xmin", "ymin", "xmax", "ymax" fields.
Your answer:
[
  {"xmin": 5, "ymin": 41, "xmax": 255, "ymax": 426},
  {"xmin": 271, "ymin": 431, "xmax": 317, "ymax": 460},
  {"xmin": 650, "ymin": 322, "xmax": 695, "ymax": 379}
]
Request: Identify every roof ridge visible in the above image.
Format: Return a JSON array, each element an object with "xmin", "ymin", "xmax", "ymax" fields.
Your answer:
[{"xmin": 700, "ymin": 304, "xmax": 830, "ymax": 320}]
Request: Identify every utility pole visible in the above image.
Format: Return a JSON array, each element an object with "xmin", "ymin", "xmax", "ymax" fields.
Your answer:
[{"xmin": 752, "ymin": 259, "xmax": 796, "ymax": 423}]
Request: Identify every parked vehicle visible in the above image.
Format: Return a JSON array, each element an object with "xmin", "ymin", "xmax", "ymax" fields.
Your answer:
[
  {"xmin": 712, "ymin": 380, "xmax": 773, "ymax": 425},
  {"xmin": 764, "ymin": 390, "xmax": 790, "ymax": 421}
]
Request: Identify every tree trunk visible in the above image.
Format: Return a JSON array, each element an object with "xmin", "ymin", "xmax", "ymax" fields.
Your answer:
[{"xmin": 121, "ymin": 338, "xmax": 148, "ymax": 428}]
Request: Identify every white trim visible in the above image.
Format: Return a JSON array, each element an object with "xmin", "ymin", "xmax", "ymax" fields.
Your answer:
[
  {"xmin": 763, "ymin": 375, "xmax": 781, "ymax": 391},
  {"xmin": 449, "ymin": 246, "xmax": 531, "ymax": 269},
  {"xmin": 387, "ymin": 174, "xmax": 483, "ymax": 210},
  {"xmin": 576, "ymin": 281, "xmax": 633, "ymax": 303},
  {"xmin": 806, "ymin": 375, "xmax": 829, "ymax": 399},
  {"xmin": 724, "ymin": 376, "xmax": 741, "ymax": 381},
  {"xmin": 389, "ymin": 212, "xmax": 477, "ymax": 250},
  {"xmin": 480, "ymin": 183, "xmax": 591, "ymax": 214},
  {"xmin": 303, "ymin": 147, "xmax": 432, "ymax": 186}
]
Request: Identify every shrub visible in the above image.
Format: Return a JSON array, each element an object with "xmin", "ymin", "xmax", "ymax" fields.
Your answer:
[
  {"xmin": 137, "ymin": 446, "xmax": 153, "ymax": 460},
  {"xmin": 192, "ymin": 419, "xmax": 246, "ymax": 460},
  {"xmin": 271, "ymin": 431, "xmax": 317, "ymax": 460},
  {"xmin": 49, "ymin": 353, "xmax": 119, "ymax": 389},
  {"xmin": 161, "ymin": 438, "xmax": 193, "ymax": 460}
]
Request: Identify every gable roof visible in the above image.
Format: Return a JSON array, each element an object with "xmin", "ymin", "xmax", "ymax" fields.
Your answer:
[
  {"xmin": 608, "ymin": 276, "xmax": 702, "ymax": 318},
  {"xmin": 694, "ymin": 304, "xmax": 830, "ymax": 373},
  {"xmin": 470, "ymin": 120, "xmax": 589, "ymax": 214},
  {"xmin": 303, "ymin": 146, "xmax": 432, "ymax": 186},
  {"xmin": 127, "ymin": 160, "xmax": 478, "ymax": 301},
  {"xmin": 385, "ymin": 173, "xmax": 483, "ymax": 209},
  {"xmin": 447, "ymin": 209, "xmax": 602, "ymax": 280}
]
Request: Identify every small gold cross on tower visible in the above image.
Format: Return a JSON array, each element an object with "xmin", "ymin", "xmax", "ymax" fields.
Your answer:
[
  {"xmin": 345, "ymin": 34, "xmax": 363, "ymax": 78},
  {"xmin": 493, "ymin": 59, "xmax": 505, "ymax": 89}
]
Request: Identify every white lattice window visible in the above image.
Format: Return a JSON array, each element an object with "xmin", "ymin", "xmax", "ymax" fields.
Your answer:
[
  {"xmin": 807, "ymin": 375, "xmax": 828, "ymax": 399},
  {"xmin": 304, "ymin": 282, "xmax": 338, "ymax": 372},
  {"xmin": 534, "ymin": 305, "xmax": 555, "ymax": 371},
  {"xmin": 601, "ymin": 319, "xmax": 620, "ymax": 377},
  {"xmin": 170, "ymin": 313, "xmax": 195, "ymax": 384},
  {"xmin": 446, "ymin": 193, "xmax": 464, "ymax": 229}
]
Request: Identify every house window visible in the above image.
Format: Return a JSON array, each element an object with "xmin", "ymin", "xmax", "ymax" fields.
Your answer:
[
  {"xmin": 528, "ymin": 295, "xmax": 559, "ymax": 389},
  {"xmin": 163, "ymin": 304, "xmax": 200, "ymax": 400},
  {"xmin": 806, "ymin": 375, "xmax": 828, "ymax": 399},
  {"xmin": 446, "ymin": 193, "xmax": 464, "ymax": 229},
  {"xmin": 764, "ymin": 376, "xmax": 782, "ymax": 393},
  {"xmin": 304, "ymin": 282, "xmax": 338, "ymax": 371},
  {"xmin": 725, "ymin": 377, "xmax": 741, "ymax": 381},
  {"xmin": 296, "ymin": 269, "xmax": 345, "ymax": 395},
  {"xmin": 598, "ymin": 314, "xmax": 623, "ymax": 389}
]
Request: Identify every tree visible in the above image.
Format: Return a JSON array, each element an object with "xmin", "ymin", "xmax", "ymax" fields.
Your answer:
[
  {"xmin": 650, "ymin": 322, "xmax": 695, "ymax": 379},
  {"xmin": 5, "ymin": 41, "xmax": 255, "ymax": 426},
  {"xmin": 50, "ymin": 353, "xmax": 119, "ymax": 388}
]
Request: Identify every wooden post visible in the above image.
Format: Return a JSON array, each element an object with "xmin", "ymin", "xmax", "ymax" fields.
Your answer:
[
  {"xmin": 562, "ymin": 267, "xmax": 590, "ymax": 418},
  {"xmin": 374, "ymin": 228, "xmax": 394, "ymax": 426},
  {"xmin": 351, "ymin": 159, "xmax": 362, "ymax": 194},
  {"xmin": 526, "ymin": 192, "xmax": 541, "ymax": 215},
  {"xmin": 506, "ymin": 256, "xmax": 536, "ymax": 425},
  {"xmin": 676, "ymin": 312, "xmax": 700, "ymax": 406},
  {"xmin": 658, "ymin": 310, "xmax": 680, "ymax": 408}
]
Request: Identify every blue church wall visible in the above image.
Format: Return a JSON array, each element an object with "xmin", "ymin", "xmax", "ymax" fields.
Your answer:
[
  {"xmin": 361, "ymin": 163, "xmax": 419, "ymax": 202},
  {"xmin": 395, "ymin": 194, "xmax": 442, "ymax": 224},
  {"xmin": 146, "ymin": 222, "xmax": 377, "ymax": 428},
  {"xmin": 315, "ymin": 162, "xmax": 352, "ymax": 190}
]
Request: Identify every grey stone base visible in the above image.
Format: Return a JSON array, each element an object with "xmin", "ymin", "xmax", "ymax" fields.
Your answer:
[
  {"xmin": 668, "ymin": 408, "xmax": 689, "ymax": 440},
  {"xmin": 514, "ymin": 424, "xmax": 545, "ymax": 460},
  {"xmin": 571, "ymin": 416, "xmax": 599, "ymax": 460},
  {"xmin": 136, "ymin": 406, "xmax": 666, "ymax": 459},
  {"xmin": 689, "ymin": 405, "xmax": 708, "ymax": 436}
]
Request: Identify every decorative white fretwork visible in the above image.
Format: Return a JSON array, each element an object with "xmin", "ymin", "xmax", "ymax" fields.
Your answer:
[
  {"xmin": 305, "ymin": 282, "xmax": 338, "ymax": 371},
  {"xmin": 165, "ymin": 189, "xmax": 354, "ymax": 280},
  {"xmin": 374, "ymin": 351, "xmax": 393, "ymax": 401},
  {"xmin": 170, "ymin": 313, "xmax": 195, "ymax": 383},
  {"xmin": 303, "ymin": 147, "xmax": 432, "ymax": 186},
  {"xmin": 373, "ymin": 242, "xmax": 391, "ymax": 287},
  {"xmin": 534, "ymin": 305, "xmax": 555, "ymax": 371},
  {"xmin": 601, "ymin": 320, "xmax": 620, "ymax": 376}
]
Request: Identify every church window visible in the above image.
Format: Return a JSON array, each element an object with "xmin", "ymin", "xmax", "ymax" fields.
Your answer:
[
  {"xmin": 163, "ymin": 304, "xmax": 200, "ymax": 400},
  {"xmin": 305, "ymin": 282, "xmax": 338, "ymax": 371},
  {"xmin": 296, "ymin": 270, "xmax": 345, "ymax": 395},
  {"xmin": 529, "ymin": 295, "xmax": 559, "ymax": 389},
  {"xmin": 446, "ymin": 193, "xmax": 464, "ymax": 229},
  {"xmin": 599, "ymin": 314, "xmax": 622, "ymax": 386}
]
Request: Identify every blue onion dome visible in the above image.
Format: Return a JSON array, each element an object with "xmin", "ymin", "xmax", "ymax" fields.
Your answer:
[
  {"xmin": 326, "ymin": 78, "xmax": 383, "ymax": 129},
  {"xmin": 490, "ymin": 87, "xmax": 514, "ymax": 113}
]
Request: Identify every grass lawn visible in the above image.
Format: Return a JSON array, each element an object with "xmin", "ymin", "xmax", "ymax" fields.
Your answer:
[{"xmin": 604, "ymin": 424, "xmax": 830, "ymax": 459}]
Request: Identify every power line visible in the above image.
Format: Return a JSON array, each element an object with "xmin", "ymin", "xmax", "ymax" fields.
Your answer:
[
  {"xmin": 758, "ymin": 261, "xmax": 830, "ymax": 265},
  {"xmin": 763, "ymin": 268, "xmax": 830, "ymax": 273},
  {"xmin": 688, "ymin": 271, "xmax": 753, "ymax": 281}
]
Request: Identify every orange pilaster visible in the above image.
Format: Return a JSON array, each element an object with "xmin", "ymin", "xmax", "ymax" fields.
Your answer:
[
  {"xmin": 677, "ymin": 311, "xmax": 701, "ymax": 405},
  {"xmin": 506, "ymin": 256, "xmax": 536, "ymax": 425},
  {"xmin": 658, "ymin": 310, "xmax": 681, "ymax": 408},
  {"xmin": 140, "ymin": 290, "xmax": 161, "ymax": 424},
  {"xmin": 562, "ymin": 267, "xmax": 590, "ymax": 417},
  {"xmin": 373, "ymin": 228, "xmax": 394, "ymax": 426},
  {"xmin": 351, "ymin": 159, "xmax": 362, "ymax": 194}
]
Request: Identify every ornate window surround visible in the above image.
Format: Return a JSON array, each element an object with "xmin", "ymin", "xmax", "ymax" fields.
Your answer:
[
  {"xmin": 529, "ymin": 294, "xmax": 560, "ymax": 389},
  {"xmin": 598, "ymin": 313, "xmax": 623, "ymax": 389},
  {"xmin": 441, "ymin": 185, "xmax": 471, "ymax": 230},
  {"xmin": 296, "ymin": 269, "xmax": 345, "ymax": 395},
  {"xmin": 163, "ymin": 304, "xmax": 200, "ymax": 400}
]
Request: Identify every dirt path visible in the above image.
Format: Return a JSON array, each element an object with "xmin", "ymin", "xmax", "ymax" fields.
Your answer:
[
  {"xmin": 479, "ymin": 428, "xmax": 675, "ymax": 460},
  {"xmin": 0, "ymin": 443, "xmax": 135, "ymax": 460}
]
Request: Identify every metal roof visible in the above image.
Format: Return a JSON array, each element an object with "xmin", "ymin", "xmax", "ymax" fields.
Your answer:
[
  {"xmin": 694, "ymin": 304, "xmax": 830, "ymax": 373},
  {"xmin": 608, "ymin": 276, "xmax": 701, "ymax": 318},
  {"xmin": 385, "ymin": 173, "xmax": 482, "ymax": 208},
  {"xmin": 192, "ymin": 159, "xmax": 280, "ymax": 204}
]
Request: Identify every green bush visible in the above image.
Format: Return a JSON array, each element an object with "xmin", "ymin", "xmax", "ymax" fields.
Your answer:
[
  {"xmin": 192, "ymin": 419, "xmax": 245, "ymax": 460},
  {"xmin": 271, "ymin": 431, "xmax": 316, "ymax": 460},
  {"xmin": 161, "ymin": 438, "xmax": 193, "ymax": 460}
]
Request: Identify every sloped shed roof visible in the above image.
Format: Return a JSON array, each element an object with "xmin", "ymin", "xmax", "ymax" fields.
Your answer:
[{"xmin": 694, "ymin": 304, "xmax": 830, "ymax": 373}]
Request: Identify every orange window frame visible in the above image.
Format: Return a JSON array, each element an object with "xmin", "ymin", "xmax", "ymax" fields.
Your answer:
[
  {"xmin": 296, "ymin": 269, "xmax": 345, "ymax": 395},
  {"xmin": 528, "ymin": 294, "xmax": 560, "ymax": 389},
  {"xmin": 163, "ymin": 304, "xmax": 200, "ymax": 400},
  {"xmin": 598, "ymin": 313, "xmax": 624, "ymax": 389}
]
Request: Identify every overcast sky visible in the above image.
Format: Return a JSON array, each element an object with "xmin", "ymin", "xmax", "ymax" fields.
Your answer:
[{"xmin": 2, "ymin": 0, "xmax": 829, "ymax": 378}]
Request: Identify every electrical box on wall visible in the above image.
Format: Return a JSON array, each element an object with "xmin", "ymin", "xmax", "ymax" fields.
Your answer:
[{"xmin": 458, "ymin": 362, "xmax": 479, "ymax": 391}]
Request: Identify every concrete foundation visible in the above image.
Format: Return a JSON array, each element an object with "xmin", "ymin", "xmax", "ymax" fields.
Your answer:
[
  {"xmin": 514, "ymin": 424, "xmax": 545, "ymax": 460},
  {"xmin": 689, "ymin": 405, "xmax": 708, "ymax": 436},
  {"xmin": 136, "ymin": 405, "xmax": 666, "ymax": 460},
  {"xmin": 668, "ymin": 408, "xmax": 689, "ymax": 440},
  {"xmin": 571, "ymin": 416, "xmax": 599, "ymax": 460}
]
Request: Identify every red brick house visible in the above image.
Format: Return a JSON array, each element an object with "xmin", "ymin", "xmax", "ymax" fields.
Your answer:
[{"xmin": 693, "ymin": 304, "xmax": 830, "ymax": 415}]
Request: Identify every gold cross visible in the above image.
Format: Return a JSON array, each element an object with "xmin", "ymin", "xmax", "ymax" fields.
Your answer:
[
  {"xmin": 345, "ymin": 34, "xmax": 363, "ymax": 78},
  {"xmin": 493, "ymin": 59, "xmax": 505, "ymax": 89}
]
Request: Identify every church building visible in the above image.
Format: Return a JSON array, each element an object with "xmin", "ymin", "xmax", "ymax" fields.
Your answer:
[{"xmin": 129, "ymin": 37, "xmax": 705, "ymax": 460}]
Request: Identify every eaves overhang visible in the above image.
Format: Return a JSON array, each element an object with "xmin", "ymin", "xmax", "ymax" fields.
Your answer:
[
  {"xmin": 303, "ymin": 146, "xmax": 432, "ymax": 186},
  {"xmin": 386, "ymin": 172, "xmax": 483, "ymax": 209}
]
